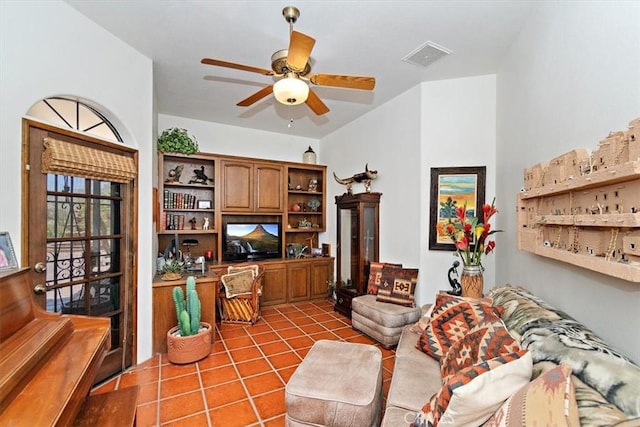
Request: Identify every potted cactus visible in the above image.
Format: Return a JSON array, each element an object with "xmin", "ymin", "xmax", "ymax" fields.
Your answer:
[{"xmin": 166, "ymin": 276, "xmax": 212, "ymax": 364}]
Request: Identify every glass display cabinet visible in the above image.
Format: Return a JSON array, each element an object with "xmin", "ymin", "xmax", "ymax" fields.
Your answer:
[{"xmin": 334, "ymin": 192, "xmax": 381, "ymax": 317}]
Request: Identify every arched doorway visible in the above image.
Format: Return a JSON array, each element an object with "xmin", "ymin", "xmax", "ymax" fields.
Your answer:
[{"xmin": 23, "ymin": 97, "xmax": 137, "ymax": 382}]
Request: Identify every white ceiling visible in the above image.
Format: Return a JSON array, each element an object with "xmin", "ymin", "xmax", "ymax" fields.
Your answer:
[{"xmin": 65, "ymin": 0, "xmax": 536, "ymax": 140}]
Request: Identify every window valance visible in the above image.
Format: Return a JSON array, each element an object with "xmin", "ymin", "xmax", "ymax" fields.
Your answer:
[{"xmin": 42, "ymin": 137, "xmax": 137, "ymax": 183}]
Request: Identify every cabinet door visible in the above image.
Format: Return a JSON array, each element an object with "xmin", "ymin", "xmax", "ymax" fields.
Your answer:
[
  {"xmin": 310, "ymin": 258, "xmax": 332, "ymax": 300},
  {"xmin": 287, "ymin": 262, "xmax": 310, "ymax": 302},
  {"xmin": 255, "ymin": 163, "xmax": 283, "ymax": 212},
  {"xmin": 262, "ymin": 263, "xmax": 287, "ymax": 306},
  {"xmin": 221, "ymin": 160, "xmax": 253, "ymax": 211}
]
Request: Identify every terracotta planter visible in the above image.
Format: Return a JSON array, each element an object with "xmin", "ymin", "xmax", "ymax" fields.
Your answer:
[
  {"xmin": 460, "ymin": 265, "xmax": 484, "ymax": 298},
  {"xmin": 166, "ymin": 322, "xmax": 212, "ymax": 364}
]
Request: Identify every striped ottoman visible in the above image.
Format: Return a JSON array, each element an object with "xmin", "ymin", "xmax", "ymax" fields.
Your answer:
[{"xmin": 285, "ymin": 340, "xmax": 382, "ymax": 426}]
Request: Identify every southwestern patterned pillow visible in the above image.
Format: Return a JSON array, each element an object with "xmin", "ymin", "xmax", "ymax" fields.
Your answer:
[
  {"xmin": 440, "ymin": 314, "xmax": 521, "ymax": 382},
  {"xmin": 483, "ymin": 363, "xmax": 580, "ymax": 427},
  {"xmin": 375, "ymin": 266, "xmax": 418, "ymax": 307},
  {"xmin": 416, "ymin": 294, "xmax": 503, "ymax": 360},
  {"xmin": 366, "ymin": 261, "xmax": 402, "ymax": 295},
  {"xmin": 413, "ymin": 350, "xmax": 533, "ymax": 427}
]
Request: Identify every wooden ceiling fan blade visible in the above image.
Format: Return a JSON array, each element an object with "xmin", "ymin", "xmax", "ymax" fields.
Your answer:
[
  {"xmin": 237, "ymin": 85, "xmax": 274, "ymax": 107},
  {"xmin": 309, "ymin": 74, "xmax": 376, "ymax": 90},
  {"xmin": 305, "ymin": 89, "xmax": 329, "ymax": 115},
  {"xmin": 201, "ymin": 58, "xmax": 274, "ymax": 76},
  {"xmin": 287, "ymin": 31, "xmax": 315, "ymax": 72}
]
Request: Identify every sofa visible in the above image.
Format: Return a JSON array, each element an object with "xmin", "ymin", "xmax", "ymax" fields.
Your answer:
[{"xmin": 381, "ymin": 286, "xmax": 640, "ymax": 426}]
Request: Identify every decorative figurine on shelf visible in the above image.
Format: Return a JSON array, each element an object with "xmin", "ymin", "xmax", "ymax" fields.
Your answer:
[
  {"xmin": 447, "ymin": 260, "xmax": 462, "ymax": 296},
  {"xmin": 166, "ymin": 165, "xmax": 184, "ymax": 183},
  {"xmin": 308, "ymin": 178, "xmax": 318, "ymax": 192},
  {"xmin": 298, "ymin": 218, "xmax": 311, "ymax": 229},
  {"xmin": 202, "ymin": 217, "xmax": 210, "ymax": 230},
  {"xmin": 189, "ymin": 217, "xmax": 197, "ymax": 230},
  {"xmin": 333, "ymin": 164, "xmax": 378, "ymax": 194},
  {"xmin": 189, "ymin": 166, "xmax": 213, "ymax": 185},
  {"xmin": 306, "ymin": 198, "xmax": 321, "ymax": 212}
]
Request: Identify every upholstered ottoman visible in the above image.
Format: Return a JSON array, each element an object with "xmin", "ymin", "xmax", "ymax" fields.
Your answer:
[
  {"xmin": 285, "ymin": 340, "xmax": 383, "ymax": 426},
  {"xmin": 351, "ymin": 295, "xmax": 422, "ymax": 348}
]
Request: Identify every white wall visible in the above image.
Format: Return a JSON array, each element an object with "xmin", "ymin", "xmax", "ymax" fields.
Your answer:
[
  {"xmin": 420, "ymin": 75, "xmax": 497, "ymax": 303},
  {"xmin": 321, "ymin": 74, "xmax": 496, "ymax": 306},
  {"xmin": 497, "ymin": 1, "xmax": 640, "ymax": 362},
  {"xmin": 0, "ymin": 0, "xmax": 156, "ymax": 363}
]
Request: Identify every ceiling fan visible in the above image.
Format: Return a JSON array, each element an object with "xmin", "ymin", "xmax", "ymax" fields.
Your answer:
[{"xmin": 201, "ymin": 6, "xmax": 376, "ymax": 115}]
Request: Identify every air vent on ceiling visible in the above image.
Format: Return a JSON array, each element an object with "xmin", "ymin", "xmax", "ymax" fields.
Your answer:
[{"xmin": 402, "ymin": 41, "xmax": 452, "ymax": 68}]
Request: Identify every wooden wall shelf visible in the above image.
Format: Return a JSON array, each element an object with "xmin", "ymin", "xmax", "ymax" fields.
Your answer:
[{"xmin": 517, "ymin": 117, "xmax": 640, "ymax": 283}]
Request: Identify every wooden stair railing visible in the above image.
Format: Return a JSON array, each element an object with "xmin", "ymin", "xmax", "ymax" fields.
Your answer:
[{"xmin": 0, "ymin": 268, "xmax": 111, "ymax": 426}]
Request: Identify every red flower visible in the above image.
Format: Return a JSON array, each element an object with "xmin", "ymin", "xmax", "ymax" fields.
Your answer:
[
  {"xmin": 485, "ymin": 240, "xmax": 496, "ymax": 255},
  {"xmin": 483, "ymin": 203, "xmax": 498, "ymax": 223},
  {"xmin": 455, "ymin": 237, "xmax": 469, "ymax": 250}
]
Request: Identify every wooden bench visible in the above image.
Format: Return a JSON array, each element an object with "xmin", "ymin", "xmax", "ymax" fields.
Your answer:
[
  {"xmin": 0, "ymin": 268, "xmax": 112, "ymax": 425},
  {"xmin": 74, "ymin": 386, "xmax": 140, "ymax": 427}
]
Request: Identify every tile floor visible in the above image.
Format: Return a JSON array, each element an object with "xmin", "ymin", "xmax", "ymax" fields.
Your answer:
[{"xmin": 92, "ymin": 300, "xmax": 397, "ymax": 426}]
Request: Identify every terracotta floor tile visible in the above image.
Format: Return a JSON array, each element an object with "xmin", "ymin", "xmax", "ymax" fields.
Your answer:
[
  {"xmin": 200, "ymin": 364, "xmax": 239, "ymax": 387},
  {"xmin": 252, "ymin": 331, "xmax": 280, "ymax": 344},
  {"xmin": 259, "ymin": 340, "xmax": 292, "ymax": 356},
  {"xmin": 159, "ymin": 390, "xmax": 205, "ymax": 424},
  {"xmin": 275, "ymin": 327, "xmax": 304, "ymax": 339},
  {"xmin": 236, "ymin": 357, "xmax": 272, "ymax": 377},
  {"xmin": 204, "ymin": 380, "xmax": 248, "ymax": 407},
  {"xmin": 276, "ymin": 306, "xmax": 300, "ymax": 314},
  {"xmin": 208, "ymin": 400, "xmax": 258, "ymax": 427},
  {"xmin": 311, "ymin": 313, "xmax": 335, "ymax": 322},
  {"xmin": 136, "ymin": 381, "xmax": 160, "ymax": 404},
  {"xmin": 161, "ymin": 412, "xmax": 209, "ymax": 426},
  {"xmin": 268, "ymin": 351, "xmax": 302, "ymax": 370},
  {"xmin": 247, "ymin": 322, "xmax": 272, "ymax": 333},
  {"xmin": 308, "ymin": 331, "xmax": 339, "ymax": 341},
  {"xmin": 229, "ymin": 346, "xmax": 263, "ymax": 363},
  {"xmin": 322, "ymin": 319, "xmax": 349, "ymax": 329},
  {"xmin": 262, "ymin": 313, "xmax": 287, "ymax": 322},
  {"xmin": 268, "ymin": 319, "xmax": 295, "ymax": 329},
  {"xmin": 333, "ymin": 326, "xmax": 360, "ymax": 339},
  {"xmin": 244, "ymin": 371, "xmax": 284, "ymax": 396},
  {"xmin": 197, "ymin": 351, "xmax": 232, "ymax": 370},
  {"xmin": 346, "ymin": 334, "xmax": 377, "ymax": 345},
  {"xmin": 383, "ymin": 356, "xmax": 395, "ymax": 373},
  {"xmin": 224, "ymin": 334, "xmax": 255, "ymax": 349},
  {"xmin": 295, "ymin": 346, "xmax": 311, "ymax": 359},
  {"xmin": 263, "ymin": 414, "xmax": 286, "ymax": 427},
  {"xmin": 252, "ymin": 389, "xmax": 286, "ymax": 420},
  {"xmin": 286, "ymin": 335, "xmax": 314, "ymax": 349},
  {"xmin": 284, "ymin": 310, "xmax": 308, "ymax": 319},
  {"xmin": 299, "ymin": 323, "xmax": 326, "ymax": 334},
  {"xmin": 219, "ymin": 327, "xmax": 249, "ymax": 340},
  {"xmin": 277, "ymin": 366, "xmax": 297, "ymax": 383},
  {"xmin": 291, "ymin": 316, "xmax": 315, "ymax": 326},
  {"xmin": 90, "ymin": 377, "xmax": 117, "ymax": 395},
  {"xmin": 160, "ymin": 373, "xmax": 200, "ymax": 399},
  {"xmin": 119, "ymin": 367, "xmax": 159, "ymax": 387},
  {"xmin": 160, "ymin": 362, "xmax": 197, "ymax": 380},
  {"xmin": 210, "ymin": 340, "xmax": 227, "ymax": 353},
  {"xmin": 135, "ymin": 401, "xmax": 158, "ymax": 427}
]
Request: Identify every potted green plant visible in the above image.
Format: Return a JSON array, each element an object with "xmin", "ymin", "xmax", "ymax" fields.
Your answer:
[
  {"xmin": 161, "ymin": 259, "xmax": 185, "ymax": 281},
  {"xmin": 166, "ymin": 276, "xmax": 212, "ymax": 364},
  {"xmin": 157, "ymin": 127, "xmax": 199, "ymax": 154}
]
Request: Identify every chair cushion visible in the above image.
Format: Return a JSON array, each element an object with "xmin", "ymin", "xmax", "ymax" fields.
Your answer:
[
  {"xmin": 352, "ymin": 295, "xmax": 422, "ymax": 328},
  {"xmin": 227, "ymin": 264, "xmax": 259, "ymax": 278},
  {"xmin": 221, "ymin": 270, "xmax": 254, "ymax": 298}
]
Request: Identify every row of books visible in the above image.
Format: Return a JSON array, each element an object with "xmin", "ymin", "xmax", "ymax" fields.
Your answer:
[
  {"xmin": 163, "ymin": 190, "xmax": 197, "ymax": 209},
  {"xmin": 163, "ymin": 213, "xmax": 187, "ymax": 230}
]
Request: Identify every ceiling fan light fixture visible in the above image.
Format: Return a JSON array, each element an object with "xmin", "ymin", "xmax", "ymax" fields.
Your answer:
[{"xmin": 273, "ymin": 76, "xmax": 309, "ymax": 105}]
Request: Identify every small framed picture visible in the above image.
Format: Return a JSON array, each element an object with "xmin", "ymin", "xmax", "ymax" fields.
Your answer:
[
  {"xmin": 0, "ymin": 231, "xmax": 18, "ymax": 271},
  {"xmin": 197, "ymin": 200, "xmax": 212, "ymax": 210}
]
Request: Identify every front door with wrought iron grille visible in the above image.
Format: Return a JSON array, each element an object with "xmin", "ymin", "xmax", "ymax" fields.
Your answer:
[{"xmin": 24, "ymin": 120, "xmax": 135, "ymax": 383}]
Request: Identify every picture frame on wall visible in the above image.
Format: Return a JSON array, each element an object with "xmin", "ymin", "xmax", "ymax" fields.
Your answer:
[
  {"xmin": 0, "ymin": 231, "xmax": 18, "ymax": 271},
  {"xmin": 428, "ymin": 166, "xmax": 486, "ymax": 251}
]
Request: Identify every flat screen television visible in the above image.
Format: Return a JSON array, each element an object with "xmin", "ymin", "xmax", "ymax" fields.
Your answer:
[{"xmin": 223, "ymin": 222, "xmax": 282, "ymax": 262}]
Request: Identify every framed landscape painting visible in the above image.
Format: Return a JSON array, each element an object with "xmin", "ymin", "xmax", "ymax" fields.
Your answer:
[
  {"xmin": 0, "ymin": 231, "xmax": 18, "ymax": 271},
  {"xmin": 429, "ymin": 166, "xmax": 486, "ymax": 251}
]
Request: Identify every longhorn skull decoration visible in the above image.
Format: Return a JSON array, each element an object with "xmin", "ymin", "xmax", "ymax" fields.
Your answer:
[{"xmin": 333, "ymin": 164, "xmax": 378, "ymax": 194}]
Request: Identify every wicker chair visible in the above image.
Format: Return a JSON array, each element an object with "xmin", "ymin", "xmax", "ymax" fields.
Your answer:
[{"xmin": 218, "ymin": 265, "xmax": 264, "ymax": 325}]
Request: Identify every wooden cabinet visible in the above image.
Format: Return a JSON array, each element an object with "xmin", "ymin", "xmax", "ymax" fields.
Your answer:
[
  {"xmin": 262, "ymin": 262, "xmax": 287, "ymax": 306},
  {"xmin": 285, "ymin": 166, "xmax": 326, "ymax": 249},
  {"xmin": 310, "ymin": 257, "xmax": 333, "ymax": 300},
  {"xmin": 285, "ymin": 257, "xmax": 333, "ymax": 303},
  {"xmin": 287, "ymin": 262, "xmax": 311, "ymax": 302},
  {"xmin": 221, "ymin": 160, "xmax": 283, "ymax": 212},
  {"xmin": 152, "ymin": 275, "xmax": 217, "ymax": 354}
]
